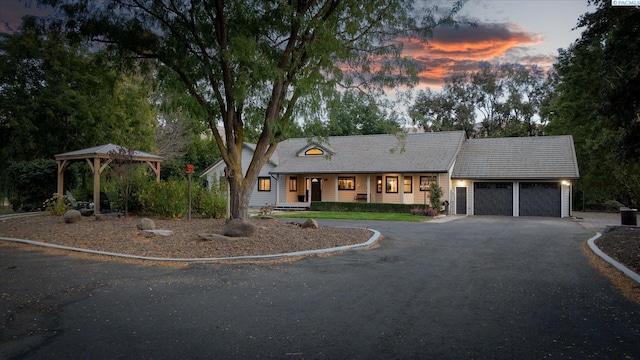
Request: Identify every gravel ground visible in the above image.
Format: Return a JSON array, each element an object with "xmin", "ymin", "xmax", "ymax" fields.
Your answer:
[
  {"xmin": 594, "ymin": 227, "xmax": 640, "ymax": 274},
  {"xmin": 0, "ymin": 214, "xmax": 373, "ymax": 260}
]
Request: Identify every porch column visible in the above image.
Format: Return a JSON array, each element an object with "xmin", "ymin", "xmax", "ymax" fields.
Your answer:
[
  {"xmin": 400, "ymin": 173, "xmax": 404, "ymax": 204},
  {"xmin": 366, "ymin": 175, "xmax": 371, "ymax": 203},
  {"xmin": 274, "ymin": 175, "xmax": 280, "ymax": 205}
]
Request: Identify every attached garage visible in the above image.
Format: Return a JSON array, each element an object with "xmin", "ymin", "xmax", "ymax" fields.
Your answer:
[
  {"xmin": 519, "ymin": 182, "xmax": 561, "ymax": 217},
  {"xmin": 474, "ymin": 182, "xmax": 513, "ymax": 216}
]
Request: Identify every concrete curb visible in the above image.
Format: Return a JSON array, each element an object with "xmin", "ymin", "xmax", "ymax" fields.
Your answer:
[
  {"xmin": 0, "ymin": 230, "xmax": 381, "ymax": 263},
  {"xmin": 0, "ymin": 212, "xmax": 381, "ymax": 262},
  {"xmin": 587, "ymin": 232, "xmax": 640, "ymax": 284}
]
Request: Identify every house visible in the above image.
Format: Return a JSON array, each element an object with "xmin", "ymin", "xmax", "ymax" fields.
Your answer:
[{"xmin": 200, "ymin": 131, "xmax": 579, "ymax": 217}]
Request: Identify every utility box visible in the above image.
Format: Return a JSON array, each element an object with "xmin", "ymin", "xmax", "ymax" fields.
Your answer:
[{"xmin": 620, "ymin": 207, "xmax": 638, "ymax": 226}]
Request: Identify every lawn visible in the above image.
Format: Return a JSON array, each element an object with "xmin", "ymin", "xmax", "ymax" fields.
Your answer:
[{"xmin": 273, "ymin": 211, "xmax": 429, "ymax": 222}]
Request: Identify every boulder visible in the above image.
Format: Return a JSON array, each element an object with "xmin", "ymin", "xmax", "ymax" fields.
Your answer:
[
  {"xmin": 223, "ymin": 218, "xmax": 256, "ymax": 237},
  {"xmin": 301, "ymin": 218, "xmax": 319, "ymax": 229},
  {"xmin": 63, "ymin": 209, "xmax": 82, "ymax": 224},
  {"xmin": 137, "ymin": 217, "xmax": 156, "ymax": 230},
  {"xmin": 140, "ymin": 229, "xmax": 173, "ymax": 238}
]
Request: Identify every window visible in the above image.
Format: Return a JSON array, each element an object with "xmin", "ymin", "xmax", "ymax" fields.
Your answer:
[
  {"xmin": 419, "ymin": 175, "xmax": 437, "ymax": 191},
  {"xmin": 289, "ymin": 176, "xmax": 297, "ymax": 192},
  {"xmin": 386, "ymin": 176, "xmax": 398, "ymax": 193},
  {"xmin": 305, "ymin": 148, "xmax": 324, "ymax": 155},
  {"xmin": 404, "ymin": 176, "xmax": 413, "ymax": 193},
  {"xmin": 376, "ymin": 176, "xmax": 383, "ymax": 193},
  {"xmin": 258, "ymin": 177, "xmax": 271, "ymax": 191},
  {"xmin": 338, "ymin": 177, "xmax": 356, "ymax": 191}
]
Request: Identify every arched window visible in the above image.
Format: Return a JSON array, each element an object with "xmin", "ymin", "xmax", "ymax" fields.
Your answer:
[{"xmin": 305, "ymin": 148, "xmax": 324, "ymax": 156}]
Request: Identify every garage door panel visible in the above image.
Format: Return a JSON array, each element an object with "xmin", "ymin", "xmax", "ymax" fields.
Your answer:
[
  {"xmin": 474, "ymin": 182, "xmax": 513, "ymax": 216},
  {"xmin": 519, "ymin": 182, "xmax": 561, "ymax": 217}
]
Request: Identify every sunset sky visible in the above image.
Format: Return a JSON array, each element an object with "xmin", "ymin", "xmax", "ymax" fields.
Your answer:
[
  {"xmin": 1, "ymin": 0, "xmax": 593, "ymax": 89},
  {"xmin": 412, "ymin": 0, "xmax": 593, "ymax": 88}
]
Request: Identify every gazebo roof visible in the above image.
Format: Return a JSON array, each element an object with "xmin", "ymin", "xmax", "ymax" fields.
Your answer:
[{"xmin": 54, "ymin": 143, "xmax": 163, "ymax": 161}]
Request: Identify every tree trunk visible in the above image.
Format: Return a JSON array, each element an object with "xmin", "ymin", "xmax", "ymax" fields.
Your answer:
[{"xmin": 226, "ymin": 165, "xmax": 258, "ymax": 220}]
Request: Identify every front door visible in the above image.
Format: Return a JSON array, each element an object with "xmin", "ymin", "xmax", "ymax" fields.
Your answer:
[
  {"xmin": 456, "ymin": 187, "xmax": 467, "ymax": 215},
  {"xmin": 311, "ymin": 178, "xmax": 322, "ymax": 201}
]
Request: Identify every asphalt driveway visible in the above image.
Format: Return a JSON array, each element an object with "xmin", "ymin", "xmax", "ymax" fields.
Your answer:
[{"xmin": 2, "ymin": 216, "xmax": 639, "ymax": 359}]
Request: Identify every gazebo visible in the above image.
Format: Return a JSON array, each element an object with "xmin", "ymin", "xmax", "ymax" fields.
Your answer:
[{"xmin": 55, "ymin": 144, "xmax": 164, "ymax": 213}]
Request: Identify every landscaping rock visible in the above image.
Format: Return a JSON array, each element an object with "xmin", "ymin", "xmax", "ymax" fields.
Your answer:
[
  {"xmin": 137, "ymin": 217, "xmax": 156, "ymax": 230},
  {"xmin": 63, "ymin": 209, "xmax": 82, "ymax": 224},
  {"xmin": 140, "ymin": 229, "xmax": 173, "ymax": 238},
  {"xmin": 223, "ymin": 218, "xmax": 256, "ymax": 237},
  {"xmin": 301, "ymin": 219, "xmax": 319, "ymax": 229}
]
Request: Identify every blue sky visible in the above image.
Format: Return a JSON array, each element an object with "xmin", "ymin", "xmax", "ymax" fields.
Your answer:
[{"xmin": 1, "ymin": 0, "xmax": 594, "ymax": 88}]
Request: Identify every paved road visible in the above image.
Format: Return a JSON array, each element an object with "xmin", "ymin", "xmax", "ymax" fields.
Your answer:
[{"xmin": 1, "ymin": 216, "xmax": 639, "ymax": 359}]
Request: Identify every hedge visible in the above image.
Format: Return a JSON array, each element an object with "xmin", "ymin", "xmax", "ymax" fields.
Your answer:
[{"xmin": 309, "ymin": 201, "xmax": 420, "ymax": 213}]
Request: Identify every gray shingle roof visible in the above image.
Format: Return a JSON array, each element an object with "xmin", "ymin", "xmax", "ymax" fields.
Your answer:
[
  {"xmin": 451, "ymin": 136, "xmax": 579, "ymax": 180},
  {"xmin": 55, "ymin": 144, "xmax": 163, "ymax": 160},
  {"xmin": 270, "ymin": 131, "xmax": 466, "ymax": 174}
]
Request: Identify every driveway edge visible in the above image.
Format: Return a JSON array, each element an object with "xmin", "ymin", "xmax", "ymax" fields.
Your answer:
[{"xmin": 587, "ymin": 232, "xmax": 640, "ymax": 284}]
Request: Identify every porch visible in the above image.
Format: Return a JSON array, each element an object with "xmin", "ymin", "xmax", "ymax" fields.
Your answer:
[{"xmin": 271, "ymin": 173, "xmax": 448, "ymax": 208}]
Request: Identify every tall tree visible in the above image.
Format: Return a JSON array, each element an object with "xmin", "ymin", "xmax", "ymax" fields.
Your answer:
[
  {"xmin": 410, "ymin": 62, "xmax": 547, "ymax": 138},
  {"xmin": 304, "ymin": 91, "xmax": 401, "ymax": 136},
  {"xmin": 409, "ymin": 86, "xmax": 474, "ymax": 136},
  {"xmin": 0, "ymin": 17, "xmax": 156, "ymax": 160},
  {"xmin": 546, "ymin": 0, "xmax": 640, "ymax": 206},
  {"xmin": 0, "ymin": 16, "xmax": 157, "ymax": 200},
  {"xmin": 39, "ymin": 0, "xmax": 464, "ymax": 219}
]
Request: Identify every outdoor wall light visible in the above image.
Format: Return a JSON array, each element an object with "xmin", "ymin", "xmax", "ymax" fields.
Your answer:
[{"xmin": 562, "ymin": 180, "xmax": 570, "ymax": 186}]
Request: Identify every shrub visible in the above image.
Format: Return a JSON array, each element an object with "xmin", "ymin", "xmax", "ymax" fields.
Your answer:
[
  {"xmin": 410, "ymin": 207, "xmax": 437, "ymax": 217},
  {"xmin": 310, "ymin": 201, "xmax": 416, "ymax": 213},
  {"xmin": 137, "ymin": 179, "xmax": 226, "ymax": 219},
  {"xmin": 584, "ymin": 199, "xmax": 625, "ymax": 212},
  {"xmin": 429, "ymin": 183, "xmax": 444, "ymax": 214},
  {"xmin": 7, "ymin": 159, "xmax": 78, "ymax": 212},
  {"xmin": 194, "ymin": 186, "xmax": 226, "ymax": 219},
  {"xmin": 41, "ymin": 193, "xmax": 71, "ymax": 215},
  {"xmin": 138, "ymin": 180, "xmax": 189, "ymax": 218}
]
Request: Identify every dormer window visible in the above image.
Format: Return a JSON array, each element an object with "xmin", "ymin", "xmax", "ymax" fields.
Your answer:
[{"xmin": 305, "ymin": 148, "xmax": 324, "ymax": 156}]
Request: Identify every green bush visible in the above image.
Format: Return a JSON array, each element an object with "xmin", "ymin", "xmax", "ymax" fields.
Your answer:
[
  {"xmin": 7, "ymin": 159, "xmax": 79, "ymax": 212},
  {"xmin": 583, "ymin": 199, "xmax": 625, "ymax": 212},
  {"xmin": 194, "ymin": 187, "xmax": 226, "ymax": 219},
  {"xmin": 429, "ymin": 183, "xmax": 444, "ymax": 214},
  {"xmin": 41, "ymin": 193, "xmax": 72, "ymax": 215},
  {"xmin": 137, "ymin": 179, "xmax": 226, "ymax": 218},
  {"xmin": 310, "ymin": 201, "xmax": 416, "ymax": 213},
  {"xmin": 138, "ymin": 179, "xmax": 189, "ymax": 218}
]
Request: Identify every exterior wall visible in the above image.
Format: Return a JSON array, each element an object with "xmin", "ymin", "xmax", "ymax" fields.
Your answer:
[
  {"xmin": 561, "ymin": 182, "xmax": 571, "ymax": 218},
  {"xmin": 283, "ymin": 175, "xmax": 306, "ymax": 203},
  {"xmin": 204, "ymin": 165, "xmax": 225, "ymax": 192},
  {"xmin": 452, "ymin": 180, "xmax": 472, "ymax": 215},
  {"xmin": 249, "ymin": 162, "xmax": 277, "ymax": 207},
  {"xmin": 202, "ymin": 146, "xmax": 278, "ymax": 208}
]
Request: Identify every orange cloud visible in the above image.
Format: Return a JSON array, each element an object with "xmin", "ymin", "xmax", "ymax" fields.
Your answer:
[{"xmin": 399, "ymin": 22, "xmax": 546, "ymax": 87}]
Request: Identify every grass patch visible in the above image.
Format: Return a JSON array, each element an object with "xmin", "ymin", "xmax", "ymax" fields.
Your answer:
[{"xmin": 274, "ymin": 211, "xmax": 429, "ymax": 222}]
